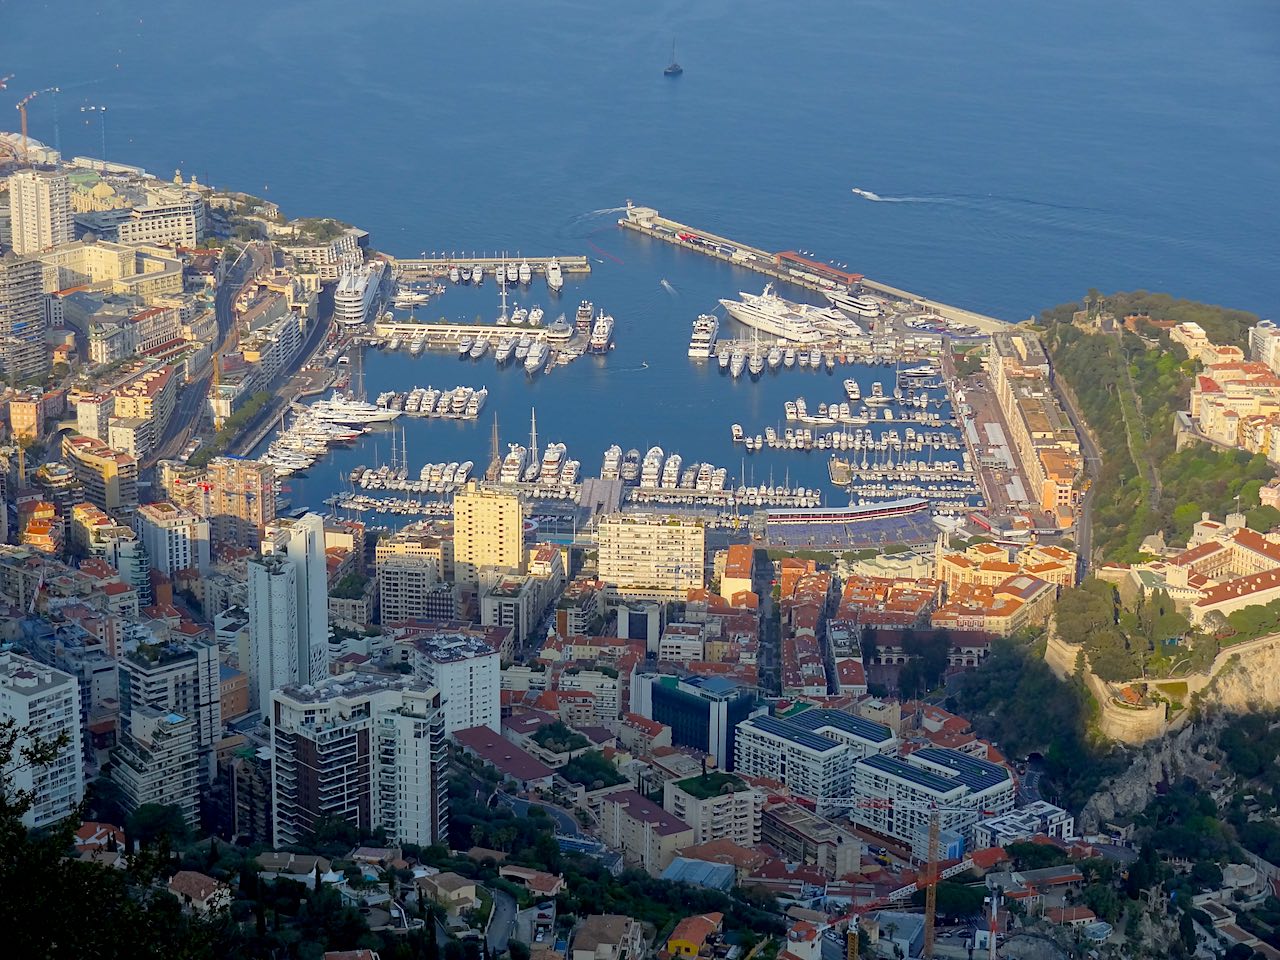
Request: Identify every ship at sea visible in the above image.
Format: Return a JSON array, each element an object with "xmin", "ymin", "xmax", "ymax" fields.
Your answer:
[
  {"xmin": 588, "ymin": 311, "xmax": 615, "ymax": 353},
  {"xmin": 720, "ymin": 283, "xmax": 824, "ymax": 343}
]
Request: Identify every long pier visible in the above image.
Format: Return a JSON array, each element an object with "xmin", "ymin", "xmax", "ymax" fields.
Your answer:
[
  {"xmin": 373, "ymin": 320, "xmax": 554, "ymax": 343},
  {"xmin": 616, "ymin": 203, "xmax": 1007, "ymax": 334},
  {"xmin": 392, "ymin": 254, "xmax": 592, "ymax": 280}
]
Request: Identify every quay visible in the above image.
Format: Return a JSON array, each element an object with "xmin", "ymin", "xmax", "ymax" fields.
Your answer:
[
  {"xmin": 393, "ymin": 254, "xmax": 592, "ymax": 280},
  {"xmin": 373, "ymin": 320, "xmax": 553, "ymax": 344},
  {"xmin": 617, "ymin": 202, "xmax": 1007, "ymax": 334}
]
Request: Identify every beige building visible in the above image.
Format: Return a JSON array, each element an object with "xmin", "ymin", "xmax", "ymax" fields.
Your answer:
[
  {"xmin": 116, "ymin": 189, "xmax": 205, "ymax": 247},
  {"xmin": 597, "ymin": 513, "xmax": 705, "ymax": 600},
  {"xmin": 37, "ymin": 239, "xmax": 137, "ymax": 291},
  {"xmin": 61, "ymin": 433, "xmax": 139, "ymax": 522},
  {"xmin": 453, "ymin": 482, "xmax": 525, "ymax": 588},
  {"xmin": 598, "ymin": 789, "xmax": 694, "ymax": 875},
  {"xmin": 112, "ymin": 364, "xmax": 178, "ymax": 440},
  {"xmin": 663, "ymin": 773, "xmax": 763, "ymax": 848},
  {"xmin": 202, "ymin": 457, "xmax": 277, "ymax": 548},
  {"xmin": 572, "ymin": 915, "xmax": 645, "ymax": 960}
]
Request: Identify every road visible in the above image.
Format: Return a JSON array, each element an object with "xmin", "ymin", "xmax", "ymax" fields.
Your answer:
[
  {"xmin": 487, "ymin": 887, "xmax": 517, "ymax": 954},
  {"xmin": 1049, "ymin": 370, "xmax": 1101, "ymax": 574},
  {"xmin": 149, "ymin": 242, "xmax": 269, "ymax": 465},
  {"xmin": 499, "ymin": 793, "xmax": 582, "ymax": 838}
]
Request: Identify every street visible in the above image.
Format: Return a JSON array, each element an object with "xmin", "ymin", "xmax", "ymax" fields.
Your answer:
[
  {"xmin": 1049, "ymin": 372, "xmax": 1101, "ymax": 575},
  {"xmin": 498, "ymin": 793, "xmax": 583, "ymax": 838},
  {"xmin": 149, "ymin": 242, "xmax": 269, "ymax": 465},
  {"xmin": 487, "ymin": 887, "xmax": 517, "ymax": 954}
]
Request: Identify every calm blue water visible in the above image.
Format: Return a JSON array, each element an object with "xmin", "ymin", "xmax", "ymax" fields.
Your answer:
[{"xmin": 6, "ymin": 0, "xmax": 1278, "ymax": 512}]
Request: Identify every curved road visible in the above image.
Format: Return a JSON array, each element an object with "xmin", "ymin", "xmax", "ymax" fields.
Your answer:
[{"xmin": 498, "ymin": 793, "xmax": 582, "ymax": 838}]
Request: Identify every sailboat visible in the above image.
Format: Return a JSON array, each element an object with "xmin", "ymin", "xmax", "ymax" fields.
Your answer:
[{"xmin": 664, "ymin": 38, "xmax": 683, "ymax": 76}]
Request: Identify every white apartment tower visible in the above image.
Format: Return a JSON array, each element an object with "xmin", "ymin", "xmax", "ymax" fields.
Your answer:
[
  {"xmin": 248, "ymin": 553, "xmax": 298, "ymax": 713},
  {"xmin": 136, "ymin": 501, "xmax": 212, "ymax": 576},
  {"xmin": 410, "ymin": 627, "xmax": 501, "ymax": 734},
  {"xmin": 0, "ymin": 653, "xmax": 84, "ymax": 829},
  {"xmin": 8, "ymin": 169, "xmax": 74, "ymax": 254},
  {"xmin": 259, "ymin": 514, "xmax": 329, "ymax": 696},
  {"xmin": 270, "ymin": 675, "xmax": 448, "ymax": 848},
  {"xmin": 453, "ymin": 482, "xmax": 525, "ymax": 588},
  {"xmin": 597, "ymin": 513, "xmax": 706, "ymax": 599}
]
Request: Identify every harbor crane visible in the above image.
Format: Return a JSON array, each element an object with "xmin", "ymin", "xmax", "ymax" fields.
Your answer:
[
  {"xmin": 818, "ymin": 796, "xmax": 996, "ymax": 960},
  {"xmin": 16, "ymin": 87, "xmax": 59, "ymax": 163}
]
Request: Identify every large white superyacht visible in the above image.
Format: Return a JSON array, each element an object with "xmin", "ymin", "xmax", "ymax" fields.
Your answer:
[{"xmin": 719, "ymin": 283, "xmax": 824, "ymax": 343}]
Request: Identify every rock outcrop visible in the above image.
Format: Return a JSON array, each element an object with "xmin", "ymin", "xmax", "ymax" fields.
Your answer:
[{"xmin": 1079, "ymin": 719, "xmax": 1222, "ymax": 834}]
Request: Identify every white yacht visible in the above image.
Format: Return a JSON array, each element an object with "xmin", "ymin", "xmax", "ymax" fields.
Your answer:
[
  {"xmin": 640, "ymin": 446, "xmax": 664, "ymax": 488},
  {"xmin": 783, "ymin": 347, "xmax": 797, "ymax": 368},
  {"xmin": 546, "ymin": 258, "xmax": 564, "ymax": 293},
  {"xmin": 515, "ymin": 334, "xmax": 532, "ymax": 359},
  {"xmin": 525, "ymin": 340, "xmax": 549, "ymax": 373},
  {"xmin": 767, "ymin": 346, "xmax": 783, "ymax": 370},
  {"xmin": 495, "ymin": 336, "xmax": 516, "ymax": 364},
  {"xmin": 472, "ymin": 265, "xmax": 483, "ymax": 284},
  {"xmin": 826, "ymin": 289, "xmax": 882, "ymax": 318},
  {"xmin": 449, "ymin": 265, "xmax": 460, "ymax": 283},
  {"xmin": 730, "ymin": 345, "xmax": 747, "ymax": 378},
  {"xmin": 309, "ymin": 393, "xmax": 402, "ymax": 424},
  {"xmin": 588, "ymin": 313, "xmax": 614, "ymax": 353},
  {"xmin": 500, "ymin": 444, "xmax": 528, "ymax": 483},
  {"xmin": 601, "ymin": 444, "xmax": 623, "ymax": 480},
  {"xmin": 687, "ymin": 314, "xmax": 719, "ymax": 359},
  {"xmin": 506, "ymin": 262, "xmax": 519, "ymax": 284},
  {"xmin": 661, "ymin": 453, "xmax": 683, "ymax": 489},
  {"xmin": 528, "ymin": 306, "xmax": 545, "ymax": 326},
  {"xmin": 719, "ymin": 283, "xmax": 824, "ymax": 343},
  {"xmin": 518, "ymin": 260, "xmax": 532, "ymax": 285},
  {"xmin": 334, "ymin": 260, "xmax": 386, "ymax": 326}
]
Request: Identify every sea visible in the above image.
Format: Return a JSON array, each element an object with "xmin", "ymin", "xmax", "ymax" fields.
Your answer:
[{"xmin": 6, "ymin": 0, "xmax": 1279, "ymax": 518}]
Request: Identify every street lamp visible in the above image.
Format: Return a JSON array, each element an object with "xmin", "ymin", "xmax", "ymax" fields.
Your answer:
[{"xmin": 80, "ymin": 104, "xmax": 107, "ymax": 161}]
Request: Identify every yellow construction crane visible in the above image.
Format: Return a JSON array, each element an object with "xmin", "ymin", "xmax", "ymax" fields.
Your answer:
[
  {"xmin": 15, "ymin": 86, "xmax": 58, "ymax": 163},
  {"xmin": 819, "ymin": 797, "xmax": 994, "ymax": 960}
]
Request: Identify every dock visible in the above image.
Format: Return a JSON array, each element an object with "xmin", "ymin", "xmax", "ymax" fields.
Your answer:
[
  {"xmin": 373, "ymin": 320, "xmax": 553, "ymax": 343},
  {"xmin": 393, "ymin": 254, "xmax": 592, "ymax": 281},
  {"xmin": 616, "ymin": 203, "xmax": 1008, "ymax": 334}
]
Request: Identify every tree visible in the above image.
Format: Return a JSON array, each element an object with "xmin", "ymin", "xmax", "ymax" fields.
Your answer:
[
  {"xmin": 510, "ymin": 941, "xmax": 531, "ymax": 960},
  {"xmin": 910, "ymin": 881, "xmax": 986, "ymax": 918},
  {"xmin": 126, "ymin": 802, "xmax": 191, "ymax": 849}
]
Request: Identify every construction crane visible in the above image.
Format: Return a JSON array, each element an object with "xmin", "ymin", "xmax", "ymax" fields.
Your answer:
[
  {"xmin": 818, "ymin": 797, "xmax": 996, "ymax": 960},
  {"xmin": 16, "ymin": 86, "xmax": 59, "ymax": 163}
]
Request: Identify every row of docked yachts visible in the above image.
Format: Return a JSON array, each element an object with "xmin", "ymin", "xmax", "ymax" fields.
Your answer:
[
  {"xmin": 351, "ymin": 460, "xmax": 475, "ymax": 493},
  {"xmin": 498, "ymin": 442, "xmax": 581, "ymax": 488},
  {"xmin": 374, "ymin": 385, "xmax": 488, "ymax": 419},
  {"xmin": 718, "ymin": 342, "xmax": 837, "ymax": 377},
  {"xmin": 447, "ymin": 258, "xmax": 564, "ymax": 293}
]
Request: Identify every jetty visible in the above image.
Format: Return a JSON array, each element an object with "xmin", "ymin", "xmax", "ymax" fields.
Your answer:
[
  {"xmin": 617, "ymin": 202, "xmax": 1007, "ymax": 334},
  {"xmin": 393, "ymin": 254, "xmax": 592, "ymax": 281}
]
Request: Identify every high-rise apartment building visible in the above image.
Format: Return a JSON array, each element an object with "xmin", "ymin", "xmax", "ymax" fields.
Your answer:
[
  {"xmin": 61, "ymin": 434, "xmax": 139, "ymax": 523},
  {"xmin": 0, "ymin": 254, "xmax": 47, "ymax": 382},
  {"xmin": 409, "ymin": 624, "xmax": 502, "ymax": 734},
  {"xmin": 118, "ymin": 638, "xmax": 221, "ymax": 782},
  {"xmin": 262, "ymin": 514, "xmax": 328, "ymax": 685},
  {"xmin": 631, "ymin": 674, "xmax": 761, "ymax": 770},
  {"xmin": 663, "ymin": 772, "xmax": 763, "ymax": 847},
  {"xmin": 597, "ymin": 513, "xmax": 705, "ymax": 599},
  {"xmin": 270, "ymin": 674, "xmax": 448, "ymax": 848},
  {"xmin": 8, "ymin": 169, "xmax": 73, "ymax": 254},
  {"xmin": 136, "ymin": 501, "xmax": 211, "ymax": 576},
  {"xmin": 112, "ymin": 705, "xmax": 200, "ymax": 827},
  {"xmin": 0, "ymin": 652, "xmax": 84, "ymax": 829},
  {"xmin": 376, "ymin": 531, "xmax": 453, "ymax": 623},
  {"xmin": 247, "ymin": 554, "xmax": 297, "ymax": 713},
  {"xmin": 203, "ymin": 457, "xmax": 276, "ymax": 548},
  {"xmin": 453, "ymin": 482, "xmax": 525, "ymax": 587}
]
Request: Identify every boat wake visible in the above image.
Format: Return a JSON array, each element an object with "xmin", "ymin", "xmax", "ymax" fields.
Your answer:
[
  {"xmin": 851, "ymin": 187, "xmax": 946, "ymax": 204},
  {"xmin": 614, "ymin": 361, "xmax": 650, "ymax": 373},
  {"xmin": 660, "ymin": 279, "xmax": 678, "ymax": 295}
]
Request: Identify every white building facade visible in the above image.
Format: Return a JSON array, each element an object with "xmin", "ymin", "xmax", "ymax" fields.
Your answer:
[{"xmin": 0, "ymin": 653, "xmax": 84, "ymax": 829}]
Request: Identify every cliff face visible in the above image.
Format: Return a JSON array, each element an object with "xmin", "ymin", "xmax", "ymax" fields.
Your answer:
[
  {"xmin": 1201, "ymin": 642, "xmax": 1280, "ymax": 712},
  {"xmin": 1079, "ymin": 721, "xmax": 1221, "ymax": 834}
]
